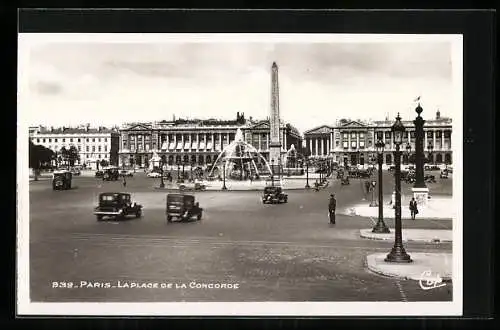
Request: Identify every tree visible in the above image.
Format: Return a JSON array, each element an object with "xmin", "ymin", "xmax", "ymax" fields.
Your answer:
[
  {"xmin": 59, "ymin": 146, "xmax": 69, "ymax": 168},
  {"xmin": 29, "ymin": 139, "xmax": 54, "ymax": 181},
  {"xmin": 67, "ymin": 145, "xmax": 79, "ymax": 166}
]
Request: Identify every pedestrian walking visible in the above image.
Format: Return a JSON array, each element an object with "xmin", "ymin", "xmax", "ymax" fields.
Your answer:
[
  {"xmin": 328, "ymin": 194, "xmax": 337, "ymax": 224},
  {"xmin": 409, "ymin": 197, "xmax": 418, "ymax": 220},
  {"xmin": 122, "ymin": 175, "xmax": 127, "ymax": 188}
]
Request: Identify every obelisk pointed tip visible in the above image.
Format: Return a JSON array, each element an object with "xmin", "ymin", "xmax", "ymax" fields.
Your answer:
[{"xmin": 272, "ymin": 61, "xmax": 278, "ymax": 67}]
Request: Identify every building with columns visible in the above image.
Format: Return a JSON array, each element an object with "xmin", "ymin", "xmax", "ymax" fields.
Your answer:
[
  {"xmin": 118, "ymin": 112, "xmax": 302, "ymax": 169},
  {"xmin": 29, "ymin": 124, "xmax": 120, "ymax": 169},
  {"xmin": 304, "ymin": 110, "xmax": 453, "ymax": 167}
]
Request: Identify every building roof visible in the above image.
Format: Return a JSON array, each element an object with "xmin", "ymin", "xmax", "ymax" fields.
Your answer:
[{"xmin": 33, "ymin": 126, "xmax": 119, "ymax": 135}]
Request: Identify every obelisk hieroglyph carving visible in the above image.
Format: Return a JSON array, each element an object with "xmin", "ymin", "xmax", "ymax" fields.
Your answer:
[{"xmin": 269, "ymin": 62, "xmax": 282, "ymax": 175}]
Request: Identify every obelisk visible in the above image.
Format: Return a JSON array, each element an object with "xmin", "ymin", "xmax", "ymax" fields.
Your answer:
[{"xmin": 269, "ymin": 62, "xmax": 282, "ymax": 176}]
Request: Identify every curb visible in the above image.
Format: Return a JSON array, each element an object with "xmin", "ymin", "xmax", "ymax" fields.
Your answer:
[
  {"xmin": 366, "ymin": 263, "xmax": 453, "ymax": 282},
  {"xmin": 359, "ymin": 229, "xmax": 452, "ymax": 243},
  {"xmin": 366, "ymin": 253, "xmax": 453, "ymax": 282}
]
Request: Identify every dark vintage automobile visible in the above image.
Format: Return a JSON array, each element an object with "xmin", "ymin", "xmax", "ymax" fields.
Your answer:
[
  {"xmin": 95, "ymin": 170, "xmax": 104, "ymax": 178},
  {"xmin": 166, "ymin": 193, "xmax": 203, "ymax": 222},
  {"xmin": 94, "ymin": 192, "xmax": 142, "ymax": 221},
  {"xmin": 103, "ymin": 166, "xmax": 120, "ymax": 181},
  {"xmin": 262, "ymin": 186, "xmax": 288, "ymax": 204},
  {"xmin": 440, "ymin": 170, "xmax": 449, "ymax": 179},
  {"xmin": 52, "ymin": 170, "xmax": 72, "ymax": 190}
]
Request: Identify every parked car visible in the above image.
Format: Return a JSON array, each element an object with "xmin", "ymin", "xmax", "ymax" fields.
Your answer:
[
  {"xmin": 52, "ymin": 170, "xmax": 72, "ymax": 190},
  {"xmin": 166, "ymin": 193, "xmax": 203, "ymax": 222},
  {"xmin": 440, "ymin": 170, "xmax": 449, "ymax": 179},
  {"xmin": 147, "ymin": 172, "xmax": 162, "ymax": 178},
  {"xmin": 95, "ymin": 170, "xmax": 104, "ymax": 178},
  {"xmin": 119, "ymin": 170, "xmax": 134, "ymax": 177},
  {"xmin": 262, "ymin": 186, "xmax": 288, "ymax": 204},
  {"xmin": 94, "ymin": 192, "xmax": 142, "ymax": 221}
]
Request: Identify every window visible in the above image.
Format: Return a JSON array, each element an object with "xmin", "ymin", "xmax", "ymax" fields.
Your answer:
[
  {"xmin": 98, "ymin": 146, "xmax": 101, "ymax": 152},
  {"xmin": 336, "ymin": 133, "xmax": 340, "ymax": 139},
  {"xmin": 43, "ymin": 138, "xmax": 46, "ymax": 143},
  {"xmin": 351, "ymin": 132, "xmax": 356, "ymax": 138},
  {"xmin": 36, "ymin": 138, "xmax": 40, "ymax": 143},
  {"xmin": 359, "ymin": 133, "xmax": 365, "ymax": 139},
  {"xmin": 444, "ymin": 131, "xmax": 451, "ymax": 138},
  {"xmin": 92, "ymin": 146, "xmax": 95, "ymax": 152},
  {"xmin": 368, "ymin": 140, "xmax": 372, "ymax": 147},
  {"xmin": 342, "ymin": 133, "xmax": 348, "ymax": 139},
  {"xmin": 49, "ymin": 138, "xmax": 52, "ymax": 143},
  {"xmin": 359, "ymin": 141, "xmax": 365, "ymax": 148},
  {"xmin": 78, "ymin": 146, "xmax": 81, "ymax": 152},
  {"xmin": 92, "ymin": 138, "xmax": 95, "ymax": 142},
  {"xmin": 98, "ymin": 154, "xmax": 101, "ymax": 159},
  {"xmin": 55, "ymin": 138, "xmax": 58, "ymax": 142},
  {"xmin": 86, "ymin": 146, "xmax": 89, "ymax": 152},
  {"xmin": 78, "ymin": 138, "xmax": 81, "ymax": 143},
  {"xmin": 104, "ymin": 145, "xmax": 107, "ymax": 152},
  {"xmin": 343, "ymin": 141, "xmax": 348, "ymax": 149},
  {"xmin": 336, "ymin": 141, "xmax": 340, "ymax": 147},
  {"xmin": 427, "ymin": 131, "xmax": 433, "ymax": 138},
  {"xmin": 62, "ymin": 138, "xmax": 65, "ymax": 142},
  {"xmin": 410, "ymin": 131, "xmax": 415, "ymax": 139},
  {"xmin": 104, "ymin": 138, "xmax": 107, "ymax": 142},
  {"xmin": 351, "ymin": 141, "xmax": 357, "ymax": 148},
  {"xmin": 436, "ymin": 131, "xmax": 442, "ymax": 138},
  {"xmin": 385, "ymin": 154, "xmax": 392, "ymax": 165},
  {"xmin": 385, "ymin": 132, "xmax": 391, "ymax": 140}
]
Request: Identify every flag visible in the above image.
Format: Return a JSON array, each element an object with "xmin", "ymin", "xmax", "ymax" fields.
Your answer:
[{"xmin": 414, "ymin": 96, "xmax": 421, "ymax": 102}]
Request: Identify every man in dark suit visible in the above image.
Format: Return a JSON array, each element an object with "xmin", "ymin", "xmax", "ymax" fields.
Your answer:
[
  {"xmin": 329, "ymin": 194, "xmax": 337, "ymax": 224},
  {"xmin": 409, "ymin": 197, "xmax": 418, "ymax": 220}
]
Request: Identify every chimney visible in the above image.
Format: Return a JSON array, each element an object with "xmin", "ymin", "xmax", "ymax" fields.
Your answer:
[
  {"xmin": 237, "ymin": 112, "xmax": 240, "ymax": 120},
  {"xmin": 436, "ymin": 109, "xmax": 441, "ymax": 120}
]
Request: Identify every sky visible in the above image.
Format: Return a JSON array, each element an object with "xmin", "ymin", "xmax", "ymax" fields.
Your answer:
[{"xmin": 19, "ymin": 35, "xmax": 456, "ymax": 134}]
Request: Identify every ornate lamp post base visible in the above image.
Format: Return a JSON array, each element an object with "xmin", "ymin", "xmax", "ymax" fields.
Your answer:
[
  {"xmin": 372, "ymin": 221, "xmax": 390, "ymax": 233},
  {"xmin": 385, "ymin": 247, "xmax": 413, "ymax": 263}
]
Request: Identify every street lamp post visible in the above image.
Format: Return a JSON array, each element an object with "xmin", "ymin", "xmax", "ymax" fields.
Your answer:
[
  {"xmin": 159, "ymin": 159, "xmax": 165, "ymax": 188},
  {"xmin": 372, "ymin": 139, "xmax": 390, "ymax": 233},
  {"xmin": 177, "ymin": 161, "xmax": 180, "ymax": 182},
  {"xmin": 222, "ymin": 160, "xmax": 227, "ymax": 190},
  {"xmin": 270, "ymin": 159, "xmax": 275, "ymax": 187},
  {"xmin": 406, "ymin": 142, "xmax": 411, "ymax": 165},
  {"xmin": 305, "ymin": 155, "xmax": 310, "ymax": 188},
  {"xmin": 413, "ymin": 104, "xmax": 426, "ymax": 188},
  {"xmin": 427, "ymin": 141, "xmax": 434, "ymax": 165},
  {"xmin": 385, "ymin": 113, "xmax": 412, "ymax": 262}
]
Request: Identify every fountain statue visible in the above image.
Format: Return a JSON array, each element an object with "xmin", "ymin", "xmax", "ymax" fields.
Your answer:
[{"xmin": 208, "ymin": 128, "xmax": 272, "ymax": 180}]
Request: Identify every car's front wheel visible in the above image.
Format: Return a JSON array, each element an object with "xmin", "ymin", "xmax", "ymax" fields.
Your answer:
[
  {"xmin": 96, "ymin": 215, "xmax": 103, "ymax": 221},
  {"xmin": 167, "ymin": 215, "xmax": 172, "ymax": 223},
  {"xmin": 135, "ymin": 209, "xmax": 142, "ymax": 218}
]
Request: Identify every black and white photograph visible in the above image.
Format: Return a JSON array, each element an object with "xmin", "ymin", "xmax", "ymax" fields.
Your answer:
[{"xmin": 17, "ymin": 33, "xmax": 463, "ymax": 316}]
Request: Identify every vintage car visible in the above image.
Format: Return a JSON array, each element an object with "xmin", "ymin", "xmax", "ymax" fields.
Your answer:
[
  {"xmin": 440, "ymin": 170, "xmax": 449, "ymax": 179},
  {"xmin": 94, "ymin": 192, "xmax": 142, "ymax": 221},
  {"xmin": 341, "ymin": 176, "xmax": 350, "ymax": 185},
  {"xmin": 166, "ymin": 193, "xmax": 203, "ymax": 222},
  {"xmin": 102, "ymin": 166, "xmax": 120, "ymax": 181},
  {"xmin": 52, "ymin": 170, "xmax": 72, "ymax": 190},
  {"xmin": 95, "ymin": 170, "xmax": 104, "ymax": 178},
  {"xmin": 262, "ymin": 186, "xmax": 288, "ymax": 204},
  {"xmin": 147, "ymin": 171, "xmax": 162, "ymax": 178},
  {"xmin": 178, "ymin": 181, "xmax": 207, "ymax": 191},
  {"xmin": 70, "ymin": 167, "xmax": 81, "ymax": 176},
  {"xmin": 119, "ymin": 169, "xmax": 134, "ymax": 177}
]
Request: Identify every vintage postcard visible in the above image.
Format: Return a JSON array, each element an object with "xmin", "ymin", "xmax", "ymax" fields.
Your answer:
[{"xmin": 17, "ymin": 33, "xmax": 463, "ymax": 316}]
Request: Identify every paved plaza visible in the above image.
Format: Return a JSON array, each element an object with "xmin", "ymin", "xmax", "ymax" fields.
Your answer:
[{"xmin": 28, "ymin": 171, "xmax": 453, "ymax": 302}]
